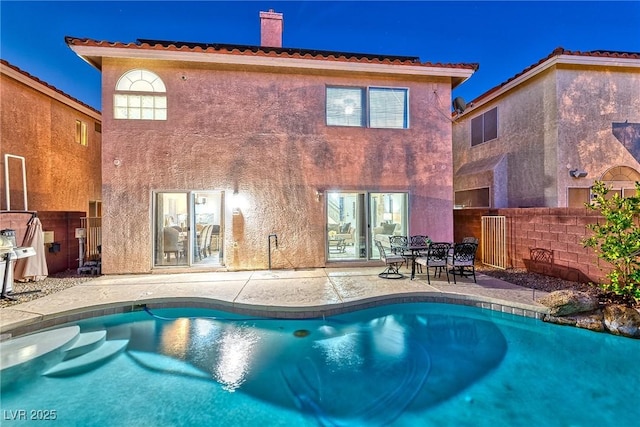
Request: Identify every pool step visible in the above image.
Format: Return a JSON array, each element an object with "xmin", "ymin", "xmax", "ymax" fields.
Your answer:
[
  {"xmin": 42, "ymin": 339, "xmax": 129, "ymax": 377},
  {"xmin": 63, "ymin": 330, "xmax": 107, "ymax": 360},
  {"xmin": 127, "ymin": 350, "xmax": 211, "ymax": 380}
]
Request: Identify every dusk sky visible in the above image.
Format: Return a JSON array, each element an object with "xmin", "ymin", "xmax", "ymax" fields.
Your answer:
[{"xmin": 2, "ymin": 1, "xmax": 639, "ymax": 111}]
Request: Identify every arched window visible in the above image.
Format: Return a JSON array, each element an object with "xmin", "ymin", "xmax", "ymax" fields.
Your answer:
[
  {"xmin": 600, "ymin": 165, "xmax": 640, "ymax": 199},
  {"xmin": 114, "ymin": 69, "xmax": 167, "ymax": 120},
  {"xmin": 601, "ymin": 165, "xmax": 640, "ymax": 182}
]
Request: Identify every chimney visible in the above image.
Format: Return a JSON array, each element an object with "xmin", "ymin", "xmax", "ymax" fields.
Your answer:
[{"xmin": 260, "ymin": 9, "xmax": 283, "ymax": 48}]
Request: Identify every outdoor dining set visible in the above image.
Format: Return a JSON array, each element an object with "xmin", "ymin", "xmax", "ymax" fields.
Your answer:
[{"xmin": 375, "ymin": 236, "xmax": 479, "ymax": 283}]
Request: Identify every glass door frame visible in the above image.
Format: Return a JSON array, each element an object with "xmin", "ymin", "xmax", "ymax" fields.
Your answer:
[
  {"xmin": 153, "ymin": 190, "xmax": 225, "ymax": 268},
  {"xmin": 369, "ymin": 192, "xmax": 408, "ymax": 260},
  {"xmin": 153, "ymin": 191, "xmax": 192, "ymax": 267},
  {"xmin": 325, "ymin": 191, "xmax": 408, "ymax": 261}
]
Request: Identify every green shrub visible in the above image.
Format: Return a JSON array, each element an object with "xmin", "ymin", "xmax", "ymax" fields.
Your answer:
[{"xmin": 583, "ymin": 181, "xmax": 640, "ymax": 304}]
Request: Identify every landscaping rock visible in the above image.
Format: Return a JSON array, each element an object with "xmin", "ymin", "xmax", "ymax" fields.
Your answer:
[
  {"xmin": 537, "ymin": 290, "xmax": 599, "ymax": 316},
  {"xmin": 603, "ymin": 305, "xmax": 640, "ymax": 338},
  {"xmin": 543, "ymin": 315, "xmax": 577, "ymax": 326},
  {"xmin": 574, "ymin": 311, "xmax": 605, "ymax": 332}
]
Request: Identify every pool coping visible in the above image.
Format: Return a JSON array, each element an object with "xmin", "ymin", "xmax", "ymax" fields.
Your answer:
[{"xmin": 0, "ymin": 268, "xmax": 550, "ymax": 337}]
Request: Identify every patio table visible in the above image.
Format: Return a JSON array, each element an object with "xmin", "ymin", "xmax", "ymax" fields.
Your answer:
[{"xmin": 398, "ymin": 245, "xmax": 429, "ymax": 279}]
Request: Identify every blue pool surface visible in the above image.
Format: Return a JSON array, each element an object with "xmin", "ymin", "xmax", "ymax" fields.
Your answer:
[{"xmin": 2, "ymin": 303, "xmax": 639, "ymax": 426}]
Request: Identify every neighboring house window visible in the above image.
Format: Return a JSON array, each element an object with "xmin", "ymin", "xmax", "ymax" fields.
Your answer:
[
  {"xmin": 567, "ymin": 188, "xmax": 590, "ymax": 208},
  {"xmin": 471, "ymin": 107, "xmax": 498, "ymax": 146},
  {"xmin": 114, "ymin": 69, "xmax": 167, "ymax": 120},
  {"xmin": 326, "ymin": 86, "xmax": 408, "ymax": 129},
  {"xmin": 75, "ymin": 120, "xmax": 87, "ymax": 146},
  {"xmin": 594, "ymin": 165, "xmax": 640, "ymax": 201},
  {"xmin": 454, "ymin": 187, "xmax": 490, "ymax": 208},
  {"xmin": 601, "ymin": 165, "xmax": 640, "ymax": 182}
]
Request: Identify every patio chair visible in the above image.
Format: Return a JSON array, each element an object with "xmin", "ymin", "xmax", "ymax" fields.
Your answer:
[
  {"xmin": 410, "ymin": 235, "xmax": 429, "ymax": 248},
  {"xmin": 462, "ymin": 236, "xmax": 479, "ymax": 245},
  {"xmin": 198, "ymin": 224, "xmax": 212, "ymax": 259},
  {"xmin": 409, "ymin": 235, "xmax": 430, "ymax": 272},
  {"xmin": 447, "ymin": 242, "xmax": 478, "ymax": 283},
  {"xmin": 375, "ymin": 240, "xmax": 405, "ymax": 279},
  {"xmin": 163, "ymin": 226, "xmax": 181, "ymax": 263},
  {"xmin": 388, "ymin": 235, "xmax": 410, "ymax": 268},
  {"xmin": 210, "ymin": 225, "xmax": 221, "ymax": 251},
  {"xmin": 415, "ymin": 242, "xmax": 450, "ymax": 284}
]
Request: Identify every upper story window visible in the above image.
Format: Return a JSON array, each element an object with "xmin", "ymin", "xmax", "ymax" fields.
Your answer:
[
  {"xmin": 471, "ymin": 107, "xmax": 497, "ymax": 146},
  {"xmin": 326, "ymin": 86, "xmax": 409, "ymax": 129},
  {"xmin": 75, "ymin": 120, "xmax": 87, "ymax": 146},
  {"xmin": 114, "ymin": 69, "xmax": 167, "ymax": 120}
]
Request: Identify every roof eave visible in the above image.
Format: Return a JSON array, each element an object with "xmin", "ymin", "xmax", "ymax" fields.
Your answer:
[
  {"xmin": 0, "ymin": 60, "xmax": 101, "ymax": 119},
  {"xmin": 458, "ymin": 53, "xmax": 640, "ymax": 116},
  {"xmin": 68, "ymin": 44, "xmax": 475, "ymax": 84}
]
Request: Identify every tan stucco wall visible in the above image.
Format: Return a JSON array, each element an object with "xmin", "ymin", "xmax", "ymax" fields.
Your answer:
[
  {"xmin": 453, "ymin": 70, "xmax": 557, "ymax": 208},
  {"xmin": 555, "ymin": 65, "xmax": 640, "ymax": 206},
  {"xmin": 0, "ymin": 73, "xmax": 102, "ymax": 212},
  {"xmin": 100, "ymin": 59, "xmax": 456, "ymax": 274},
  {"xmin": 454, "ymin": 62, "xmax": 640, "ymax": 208}
]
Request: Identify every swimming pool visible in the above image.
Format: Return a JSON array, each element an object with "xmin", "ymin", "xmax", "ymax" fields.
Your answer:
[{"xmin": 2, "ymin": 302, "xmax": 639, "ymax": 426}]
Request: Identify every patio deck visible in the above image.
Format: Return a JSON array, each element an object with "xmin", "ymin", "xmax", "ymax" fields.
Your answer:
[{"xmin": 0, "ymin": 266, "xmax": 551, "ymax": 337}]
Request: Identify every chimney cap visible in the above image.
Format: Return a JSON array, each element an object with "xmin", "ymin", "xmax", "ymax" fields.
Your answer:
[
  {"xmin": 259, "ymin": 9, "xmax": 283, "ymax": 19},
  {"xmin": 260, "ymin": 9, "xmax": 283, "ymax": 48}
]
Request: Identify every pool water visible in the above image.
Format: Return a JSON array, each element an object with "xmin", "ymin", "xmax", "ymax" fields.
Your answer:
[{"xmin": 2, "ymin": 303, "xmax": 639, "ymax": 426}]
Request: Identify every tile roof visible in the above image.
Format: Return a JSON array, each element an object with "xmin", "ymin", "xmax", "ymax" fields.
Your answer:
[
  {"xmin": 64, "ymin": 36, "xmax": 479, "ymax": 72},
  {"xmin": 468, "ymin": 47, "xmax": 640, "ymax": 107},
  {"xmin": 0, "ymin": 59, "xmax": 100, "ymax": 115}
]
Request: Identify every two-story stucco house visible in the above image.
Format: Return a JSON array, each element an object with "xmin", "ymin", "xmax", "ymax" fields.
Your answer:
[
  {"xmin": 66, "ymin": 10, "xmax": 477, "ymax": 274},
  {"xmin": 452, "ymin": 48, "xmax": 640, "ymax": 209},
  {"xmin": 1, "ymin": 59, "xmax": 102, "ymax": 273},
  {"xmin": 1, "ymin": 59, "xmax": 102, "ymax": 214}
]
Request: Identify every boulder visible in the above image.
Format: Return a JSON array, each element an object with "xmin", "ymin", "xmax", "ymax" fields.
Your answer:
[
  {"xmin": 574, "ymin": 311, "xmax": 605, "ymax": 332},
  {"xmin": 537, "ymin": 290, "xmax": 599, "ymax": 316},
  {"xmin": 544, "ymin": 310, "xmax": 605, "ymax": 332},
  {"xmin": 603, "ymin": 305, "xmax": 640, "ymax": 338},
  {"xmin": 543, "ymin": 315, "xmax": 576, "ymax": 326}
]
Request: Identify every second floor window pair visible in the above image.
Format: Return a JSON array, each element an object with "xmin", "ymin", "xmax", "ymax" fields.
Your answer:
[{"xmin": 326, "ymin": 86, "xmax": 409, "ymax": 129}]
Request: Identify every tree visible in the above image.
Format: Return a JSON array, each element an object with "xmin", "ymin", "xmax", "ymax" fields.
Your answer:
[{"xmin": 583, "ymin": 181, "xmax": 640, "ymax": 304}]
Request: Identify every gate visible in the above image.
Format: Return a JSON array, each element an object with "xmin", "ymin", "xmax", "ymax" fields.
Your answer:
[
  {"xmin": 80, "ymin": 217, "xmax": 102, "ymax": 261},
  {"xmin": 481, "ymin": 215, "xmax": 507, "ymax": 269}
]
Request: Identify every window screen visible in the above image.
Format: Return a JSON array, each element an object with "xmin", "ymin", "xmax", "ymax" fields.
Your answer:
[
  {"xmin": 471, "ymin": 107, "xmax": 498, "ymax": 146},
  {"xmin": 369, "ymin": 88, "xmax": 408, "ymax": 129},
  {"xmin": 326, "ymin": 87, "xmax": 364, "ymax": 127}
]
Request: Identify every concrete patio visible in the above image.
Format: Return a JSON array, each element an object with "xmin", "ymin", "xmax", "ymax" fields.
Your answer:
[{"xmin": 0, "ymin": 266, "xmax": 551, "ymax": 337}]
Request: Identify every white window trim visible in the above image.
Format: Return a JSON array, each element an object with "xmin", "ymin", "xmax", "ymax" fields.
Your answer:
[
  {"xmin": 114, "ymin": 69, "xmax": 167, "ymax": 121},
  {"xmin": 326, "ymin": 85, "xmax": 409, "ymax": 129}
]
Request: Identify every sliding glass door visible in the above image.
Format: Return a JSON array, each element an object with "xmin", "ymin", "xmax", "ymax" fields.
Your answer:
[
  {"xmin": 154, "ymin": 192, "xmax": 190, "ymax": 266},
  {"xmin": 326, "ymin": 191, "xmax": 407, "ymax": 261},
  {"xmin": 153, "ymin": 191, "xmax": 224, "ymax": 267},
  {"xmin": 369, "ymin": 193, "xmax": 408, "ymax": 259}
]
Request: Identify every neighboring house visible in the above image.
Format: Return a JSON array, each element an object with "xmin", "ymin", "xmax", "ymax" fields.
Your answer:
[
  {"xmin": 66, "ymin": 10, "xmax": 477, "ymax": 274},
  {"xmin": 452, "ymin": 48, "xmax": 640, "ymax": 209},
  {"xmin": 0, "ymin": 59, "xmax": 102, "ymax": 272},
  {"xmin": 1, "ymin": 59, "xmax": 102, "ymax": 213}
]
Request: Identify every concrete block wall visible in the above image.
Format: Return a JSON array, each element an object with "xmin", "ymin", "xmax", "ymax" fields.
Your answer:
[{"xmin": 454, "ymin": 207, "xmax": 609, "ymax": 284}]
